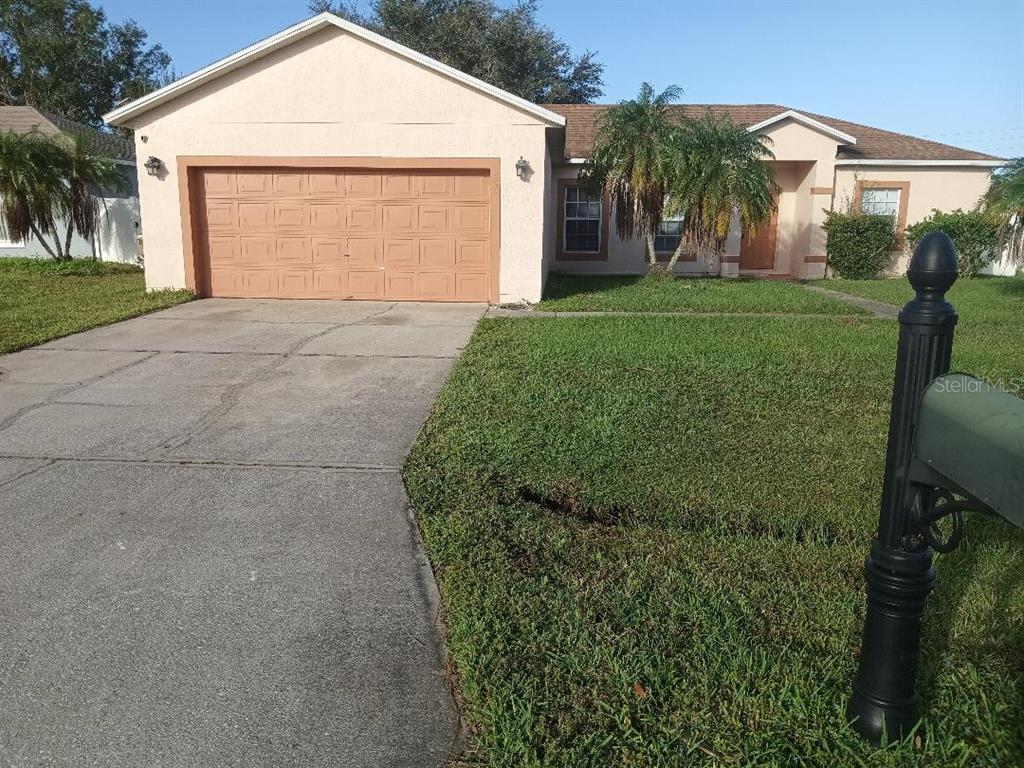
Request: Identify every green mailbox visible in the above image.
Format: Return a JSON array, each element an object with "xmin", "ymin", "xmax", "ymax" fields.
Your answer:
[{"xmin": 911, "ymin": 373, "xmax": 1024, "ymax": 530}]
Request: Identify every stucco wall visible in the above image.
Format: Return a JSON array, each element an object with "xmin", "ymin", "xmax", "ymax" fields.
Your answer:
[
  {"xmin": 124, "ymin": 26, "xmax": 551, "ymax": 302},
  {"xmin": 834, "ymin": 165, "xmax": 993, "ymax": 273}
]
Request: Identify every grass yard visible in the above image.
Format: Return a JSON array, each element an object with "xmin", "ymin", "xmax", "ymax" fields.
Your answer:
[
  {"xmin": 404, "ymin": 281, "xmax": 1024, "ymax": 765},
  {"xmin": 535, "ymin": 274, "xmax": 869, "ymax": 315},
  {"xmin": 0, "ymin": 258, "xmax": 192, "ymax": 354}
]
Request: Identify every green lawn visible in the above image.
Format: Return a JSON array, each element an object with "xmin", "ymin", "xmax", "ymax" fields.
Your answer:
[
  {"xmin": 535, "ymin": 274, "xmax": 869, "ymax": 315},
  {"xmin": 404, "ymin": 282, "xmax": 1024, "ymax": 765},
  {"xmin": 0, "ymin": 258, "xmax": 193, "ymax": 354}
]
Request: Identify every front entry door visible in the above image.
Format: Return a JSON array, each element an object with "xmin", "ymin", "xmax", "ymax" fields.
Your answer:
[{"xmin": 739, "ymin": 201, "xmax": 779, "ymax": 270}]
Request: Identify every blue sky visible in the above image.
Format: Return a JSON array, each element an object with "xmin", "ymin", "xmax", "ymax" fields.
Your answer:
[{"xmin": 96, "ymin": 0, "xmax": 1023, "ymax": 158}]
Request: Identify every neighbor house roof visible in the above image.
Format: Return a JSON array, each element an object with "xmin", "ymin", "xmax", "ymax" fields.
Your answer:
[
  {"xmin": 103, "ymin": 12, "xmax": 566, "ymax": 128},
  {"xmin": 0, "ymin": 105, "xmax": 135, "ymax": 162},
  {"xmin": 543, "ymin": 103, "xmax": 1002, "ymax": 164}
]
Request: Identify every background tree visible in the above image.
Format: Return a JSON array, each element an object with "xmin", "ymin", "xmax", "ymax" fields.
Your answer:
[
  {"xmin": 308, "ymin": 0, "xmax": 602, "ymax": 102},
  {"xmin": 0, "ymin": 129, "xmax": 124, "ymax": 260},
  {"xmin": 981, "ymin": 157, "xmax": 1024, "ymax": 267},
  {"xmin": 579, "ymin": 83, "xmax": 683, "ymax": 266},
  {"xmin": 668, "ymin": 112, "xmax": 778, "ymax": 271},
  {"xmin": 0, "ymin": 0, "xmax": 172, "ymax": 127}
]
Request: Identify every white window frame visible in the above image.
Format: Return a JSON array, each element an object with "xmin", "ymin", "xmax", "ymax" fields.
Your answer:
[
  {"xmin": 860, "ymin": 187, "xmax": 902, "ymax": 218},
  {"xmin": 563, "ymin": 185, "xmax": 602, "ymax": 253},
  {"xmin": 655, "ymin": 209, "xmax": 685, "ymax": 253}
]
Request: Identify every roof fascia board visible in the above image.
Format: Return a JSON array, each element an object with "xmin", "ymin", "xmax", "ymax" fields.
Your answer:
[
  {"xmin": 836, "ymin": 158, "xmax": 1002, "ymax": 167},
  {"xmin": 746, "ymin": 109, "xmax": 857, "ymax": 145},
  {"xmin": 104, "ymin": 13, "xmax": 565, "ymax": 128}
]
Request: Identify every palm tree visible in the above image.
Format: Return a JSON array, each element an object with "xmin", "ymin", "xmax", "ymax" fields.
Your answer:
[
  {"xmin": 56, "ymin": 131, "xmax": 126, "ymax": 261},
  {"xmin": 0, "ymin": 129, "xmax": 64, "ymax": 258},
  {"xmin": 0, "ymin": 129, "xmax": 125, "ymax": 260},
  {"xmin": 580, "ymin": 83, "xmax": 683, "ymax": 267},
  {"xmin": 981, "ymin": 157, "xmax": 1024, "ymax": 266},
  {"xmin": 667, "ymin": 111, "xmax": 779, "ymax": 272}
]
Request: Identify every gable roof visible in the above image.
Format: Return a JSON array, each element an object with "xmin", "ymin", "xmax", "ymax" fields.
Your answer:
[
  {"xmin": 103, "ymin": 12, "xmax": 566, "ymax": 128},
  {"xmin": 0, "ymin": 105, "xmax": 135, "ymax": 162},
  {"xmin": 544, "ymin": 103, "xmax": 1002, "ymax": 164}
]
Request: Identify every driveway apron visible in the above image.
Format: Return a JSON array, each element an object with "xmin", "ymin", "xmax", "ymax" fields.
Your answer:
[{"xmin": 0, "ymin": 299, "xmax": 482, "ymax": 767}]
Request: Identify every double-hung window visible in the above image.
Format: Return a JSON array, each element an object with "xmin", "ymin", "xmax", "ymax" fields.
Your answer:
[
  {"xmin": 860, "ymin": 188, "xmax": 901, "ymax": 218},
  {"xmin": 563, "ymin": 186, "xmax": 602, "ymax": 253},
  {"xmin": 655, "ymin": 210, "xmax": 684, "ymax": 253}
]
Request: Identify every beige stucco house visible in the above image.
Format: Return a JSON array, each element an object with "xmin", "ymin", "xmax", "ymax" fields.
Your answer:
[{"xmin": 104, "ymin": 12, "xmax": 1002, "ymax": 304}]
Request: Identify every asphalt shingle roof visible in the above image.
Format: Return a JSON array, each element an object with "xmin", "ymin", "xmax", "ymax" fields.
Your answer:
[
  {"xmin": 0, "ymin": 105, "xmax": 135, "ymax": 162},
  {"xmin": 542, "ymin": 103, "xmax": 1000, "ymax": 163}
]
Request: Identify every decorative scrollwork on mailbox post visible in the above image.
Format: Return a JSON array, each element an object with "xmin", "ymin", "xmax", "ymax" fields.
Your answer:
[{"xmin": 847, "ymin": 232, "xmax": 1024, "ymax": 744}]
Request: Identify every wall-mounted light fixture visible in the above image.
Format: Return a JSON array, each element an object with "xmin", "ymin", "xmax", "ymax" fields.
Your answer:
[
  {"xmin": 515, "ymin": 157, "xmax": 530, "ymax": 180},
  {"xmin": 143, "ymin": 156, "xmax": 163, "ymax": 177}
]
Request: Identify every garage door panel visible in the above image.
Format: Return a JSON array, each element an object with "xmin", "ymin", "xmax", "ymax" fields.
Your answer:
[
  {"xmin": 273, "ymin": 173, "xmax": 306, "ymax": 196},
  {"xmin": 348, "ymin": 270, "xmax": 384, "ymax": 299},
  {"xmin": 420, "ymin": 239, "xmax": 454, "ymax": 266},
  {"xmin": 198, "ymin": 166, "xmax": 492, "ymax": 302},
  {"xmin": 456, "ymin": 239, "xmax": 488, "ymax": 266},
  {"xmin": 383, "ymin": 238, "xmax": 416, "ymax": 266},
  {"xmin": 240, "ymin": 236, "xmax": 273, "ymax": 263},
  {"xmin": 274, "ymin": 202, "xmax": 308, "ymax": 229},
  {"xmin": 239, "ymin": 203, "xmax": 272, "ymax": 229},
  {"xmin": 208, "ymin": 236, "xmax": 239, "ymax": 263},
  {"xmin": 210, "ymin": 267, "xmax": 242, "ymax": 295},
  {"xmin": 236, "ymin": 172, "xmax": 273, "ymax": 196},
  {"xmin": 205, "ymin": 201, "xmax": 237, "ymax": 229},
  {"xmin": 418, "ymin": 205, "xmax": 449, "ymax": 232},
  {"xmin": 312, "ymin": 238, "xmax": 344, "ymax": 264},
  {"xmin": 455, "ymin": 272, "xmax": 488, "ymax": 301},
  {"xmin": 418, "ymin": 174, "xmax": 453, "ymax": 198},
  {"xmin": 419, "ymin": 271, "xmax": 455, "ymax": 300},
  {"xmin": 309, "ymin": 203, "xmax": 343, "ymax": 230},
  {"xmin": 346, "ymin": 204, "xmax": 380, "ymax": 231},
  {"xmin": 453, "ymin": 204, "xmax": 489, "ymax": 233},
  {"xmin": 346, "ymin": 238, "xmax": 382, "ymax": 266},
  {"xmin": 382, "ymin": 204, "xmax": 415, "ymax": 231},
  {"xmin": 453, "ymin": 174, "xmax": 488, "ymax": 199},
  {"xmin": 309, "ymin": 173, "xmax": 343, "ymax": 195},
  {"xmin": 276, "ymin": 237, "xmax": 310, "ymax": 263},
  {"xmin": 242, "ymin": 270, "xmax": 277, "ymax": 296},
  {"xmin": 382, "ymin": 174, "xmax": 413, "ymax": 197},
  {"xmin": 385, "ymin": 271, "xmax": 416, "ymax": 299},
  {"xmin": 346, "ymin": 174, "xmax": 381, "ymax": 197},
  {"xmin": 279, "ymin": 270, "xmax": 313, "ymax": 297}
]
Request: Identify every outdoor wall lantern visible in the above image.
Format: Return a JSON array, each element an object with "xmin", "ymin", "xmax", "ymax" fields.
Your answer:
[
  {"xmin": 515, "ymin": 157, "xmax": 530, "ymax": 180},
  {"xmin": 144, "ymin": 156, "xmax": 163, "ymax": 176}
]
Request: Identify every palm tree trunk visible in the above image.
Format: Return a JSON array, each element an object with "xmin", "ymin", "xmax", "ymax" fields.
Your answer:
[
  {"xmin": 64, "ymin": 220, "xmax": 75, "ymax": 261},
  {"xmin": 27, "ymin": 222, "xmax": 59, "ymax": 260},
  {"xmin": 645, "ymin": 233, "xmax": 657, "ymax": 268},
  {"xmin": 666, "ymin": 238, "xmax": 687, "ymax": 271}
]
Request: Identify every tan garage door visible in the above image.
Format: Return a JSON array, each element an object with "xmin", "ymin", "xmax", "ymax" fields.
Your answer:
[{"xmin": 196, "ymin": 167, "xmax": 494, "ymax": 301}]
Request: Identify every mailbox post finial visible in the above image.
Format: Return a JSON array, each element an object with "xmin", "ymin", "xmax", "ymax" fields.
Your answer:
[{"xmin": 847, "ymin": 233, "xmax": 959, "ymax": 744}]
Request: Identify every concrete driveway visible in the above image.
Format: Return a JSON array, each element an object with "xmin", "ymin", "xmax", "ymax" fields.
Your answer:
[{"xmin": 0, "ymin": 299, "xmax": 483, "ymax": 767}]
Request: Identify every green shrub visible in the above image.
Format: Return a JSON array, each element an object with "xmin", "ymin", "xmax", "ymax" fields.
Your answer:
[
  {"xmin": 906, "ymin": 209, "xmax": 1001, "ymax": 277},
  {"xmin": 822, "ymin": 211, "xmax": 896, "ymax": 279}
]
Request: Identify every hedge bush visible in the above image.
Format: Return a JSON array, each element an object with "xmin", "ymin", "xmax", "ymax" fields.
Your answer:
[
  {"xmin": 906, "ymin": 209, "xmax": 1000, "ymax": 277},
  {"xmin": 822, "ymin": 211, "xmax": 896, "ymax": 279}
]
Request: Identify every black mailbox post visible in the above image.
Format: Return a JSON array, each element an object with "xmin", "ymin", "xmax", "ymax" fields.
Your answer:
[
  {"xmin": 846, "ymin": 231, "xmax": 960, "ymax": 743},
  {"xmin": 847, "ymin": 232, "xmax": 1024, "ymax": 744}
]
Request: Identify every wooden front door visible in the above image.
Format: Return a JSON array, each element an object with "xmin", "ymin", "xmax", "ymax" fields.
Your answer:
[{"xmin": 739, "ymin": 202, "xmax": 779, "ymax": 270}]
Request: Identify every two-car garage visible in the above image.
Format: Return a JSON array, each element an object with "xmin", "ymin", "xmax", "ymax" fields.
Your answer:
[
  {"xmin": 105, "ymin": 13, "xmax": 562, "ymax": 304},
  {"xmin": 188, "ymin": 162, "xmax": 498, "ymax": 302}
]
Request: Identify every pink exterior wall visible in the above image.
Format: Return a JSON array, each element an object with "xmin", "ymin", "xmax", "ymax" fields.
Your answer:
[{"xmin": 123, "ymin": 26, "xmax": 552, "ymax": 303}]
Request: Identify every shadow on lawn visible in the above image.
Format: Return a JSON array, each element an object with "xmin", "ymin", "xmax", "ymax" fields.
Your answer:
[
  {"xmin": 918, "ymin": 519, "xmax": 1024, "ymax": 722},
  {"xmin": 542, "ymin": 273, "xmax": 755, "ymax": 301}
]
